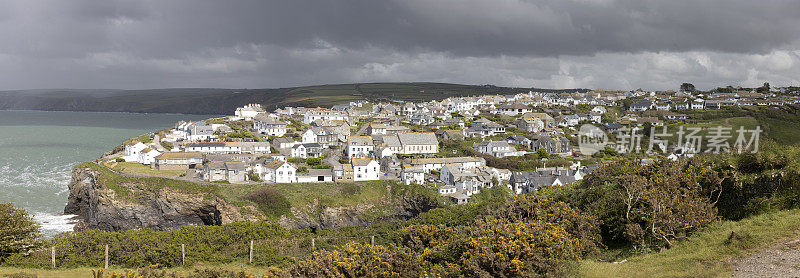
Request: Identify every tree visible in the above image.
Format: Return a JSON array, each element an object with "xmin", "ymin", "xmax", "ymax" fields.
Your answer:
[
  {"xmin": 680, "ymin": 83, "xmax": 695, "ymax": 92},
  {"xmin": 0, "ymin": 203, "xmax": 41, "ymax": 260},
  {"xmin": 757, "ymin": 82, "xmax": 771, "ymax": 93},
  {"xmin": 536, "ymin": 148, "xmax": 549, "ymax": 159}
]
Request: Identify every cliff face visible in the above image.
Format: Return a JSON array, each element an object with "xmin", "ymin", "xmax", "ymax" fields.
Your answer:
[
  {"xmin": 64, "ymin": 166, "xmax": 256, "ymax": 231},
  {"xmin": 65, "ymin": 165, "xmax": 439, "ymax": 232}
]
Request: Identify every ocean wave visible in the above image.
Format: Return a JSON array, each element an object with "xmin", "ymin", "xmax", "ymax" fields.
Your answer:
[{"xmin": 32, "ymin": 213, "xmax": 78, "ymax": 237}]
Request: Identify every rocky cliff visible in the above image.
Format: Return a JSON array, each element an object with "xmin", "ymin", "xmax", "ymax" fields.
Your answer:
[
  {"xmin": 65, "ymin": 164, "xmax": 439, "ymax": 232},
  {"xmin": 64, "ymin": 166, "xmax": 257, "ymax": 231}
]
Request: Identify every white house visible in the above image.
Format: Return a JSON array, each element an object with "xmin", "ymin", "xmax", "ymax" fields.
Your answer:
[
  {"xmin": 591, "ymin": 106, "xmax": 607, "ymax": 114},
  {"xmin": 138, "ymin": 148, "xmax": 161, "ymax": 165},
  {"xmin": 123, "ymin": 142, "xmax": 148, "ymax": 162},
  {"xmin": 303, "ymin": 109, "xmax": 348, "ymax": 124},
  {"xmin": 254, "ymin": 115, "xmax": 288, "ymax": 137},
  {"xmin": 352, "ymin": 158, "xmax": 380, "ymax": 181},
  {"xmin": 473, "ymin": 141, "xmax": 519, "ymax": 157},
  {"xmin": 401, "ymin": 166, "xmax": 425, "ymax": 185},
  {"xmin": 347, "ymin": 136, "xmax": 374, "ymax": 158},
  {"xmin": 234, "ymin": 104, "xmax": 264, "ymax": 120},
  {"xmin": 259, "ymin": 160, "xmax": 297, "ymax": 183}
]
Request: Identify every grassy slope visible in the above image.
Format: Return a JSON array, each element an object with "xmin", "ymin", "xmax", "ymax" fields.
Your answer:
[
  {"xmin": 576, "ymin": 209, "xmax": 800, "ymax": 277},
  {"xmin": 81, "ymin": 162, "xmax": 408, "ymax": 221}
]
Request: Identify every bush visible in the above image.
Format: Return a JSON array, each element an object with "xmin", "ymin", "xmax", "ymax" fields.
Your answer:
[
  {"xmin": 115, "ymin": 157, "xmax": 125, "ymax": 163},
  {"xmin": 4, "ymin": 222, "xmax": 290, "ymax": 268},
  {"xmin": 0, "ymin": 203, "xmax": 41, "ymax": 262},
  {"xmin": 244, "ymin": 187, "xmax": 291, "ymax": 219},
  {"xmin": 563, "ymin": 158, "xmax": 720, "ymax": 247}
]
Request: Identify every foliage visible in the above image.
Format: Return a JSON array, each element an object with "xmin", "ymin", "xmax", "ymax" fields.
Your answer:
[
  {"xmin": 4, "ymin": 222, "xmax": 290, "ymax": 268},
  {"xmin": 244, "ymin": 187, "xmax": 291, "ymax": 219},
  {"xmin": 159, "ymin": 141, "xmax": 173, "ymax": 151},
  {"xmin": 560, "ymin": 157, "xmax": 721, "ymax": 247},
  {"xmin": 289, "ymin": 242, "xmax": 427, "ymax": 277},
  {"xmin": 0, "ymin": 203, "xmax": 41, "ymax": 261}
]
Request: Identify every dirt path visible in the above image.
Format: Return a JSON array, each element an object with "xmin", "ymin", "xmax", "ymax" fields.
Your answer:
[{"xmin": 732, "ymin": 235, "xmax": 800, "ymax": 277}]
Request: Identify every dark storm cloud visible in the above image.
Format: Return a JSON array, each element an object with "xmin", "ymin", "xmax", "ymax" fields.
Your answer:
[{"xmin": 0, "ymin": 0, "xmax": 798, "ymax": 90}]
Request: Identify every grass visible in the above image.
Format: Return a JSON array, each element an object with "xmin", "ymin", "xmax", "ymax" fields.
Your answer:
[
  {"xmin": 575, "ymin": 209, "xmax": 800, "ymax": 277},
  {"xmin": 219, "ymin": 181, "xmax": 394, "ymax": 219},
  {"xmin": 78, "ymin": 162, "xmax": 219, "ymax": 202},
  {"xmin": 111, "ymin": 162, "xmax": 186, "ymax": 177}
]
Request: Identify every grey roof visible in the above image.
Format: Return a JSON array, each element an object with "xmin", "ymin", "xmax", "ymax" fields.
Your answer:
[
  {"xmin": 308, "ymin": 169, "xmax": 333, "ymax": 176},
  {"xmin": 397, "ymin": 132, "xmax": 437, "ymax": 145},
  {"xmin": 188, "ymin": 142, "xmax": 226, "ymax": 148}
]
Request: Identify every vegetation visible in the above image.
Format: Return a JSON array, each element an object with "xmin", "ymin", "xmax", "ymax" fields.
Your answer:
[{"xmin": 0, "ymin": 203, "xmax": 41, "ymax": 263}]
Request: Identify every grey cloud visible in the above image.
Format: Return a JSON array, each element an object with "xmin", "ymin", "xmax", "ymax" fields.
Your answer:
[{"xmin": 0, "ymin": 0, "xmax": 799, "ymax": 90}]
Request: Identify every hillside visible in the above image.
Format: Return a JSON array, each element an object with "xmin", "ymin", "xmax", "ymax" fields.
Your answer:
[{"xmin": 0, "ymin": 83, "xmax": 587, "ymax": 115}]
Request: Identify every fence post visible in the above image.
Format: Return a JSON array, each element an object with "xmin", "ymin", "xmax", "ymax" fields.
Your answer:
[
  {"xmin": 249, "ymin": 240, "xmax": 254, "ymax": 264},
  {"xmin": 104, "ymin": 245, "xmax": 109, "ymax": 269},
  {"xmin": 181, "ymin": 244, "xmax": 185, "ymax": 266},
  {"xmin": 371, "ymin": 236, "xmax": 375, "ymax": 247},
  {"xmin": 312, "ymin": 238, "xmax": 316, "ymax": 251},
  {"xmin": 50, "ymin": 246, "xmax": 55, "ymax": 268}
]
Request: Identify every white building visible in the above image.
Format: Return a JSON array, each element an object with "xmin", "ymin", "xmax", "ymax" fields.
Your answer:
[
  {"xmin": 234, "ymin": 104, "xmax": 264, "ymax": 120},
  {"xmin": 347, "ymin": 136, "xmax": 374, "ymax": 158},
  {"xmin": 259, "ymin": 160, "xmax": 297, "ymax": 183},
  {"xmin": 254, "ymin": 115, "xmax": 288, "ymax": 137},
  {"xmin": 352, "ymin": 158, "xmax": 380, "ymax": 181}
]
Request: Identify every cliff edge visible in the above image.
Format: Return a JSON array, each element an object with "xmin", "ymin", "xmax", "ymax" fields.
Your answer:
[{"xmin": 64, "ymin": 165, "xmax": 256, "ymax": 231}]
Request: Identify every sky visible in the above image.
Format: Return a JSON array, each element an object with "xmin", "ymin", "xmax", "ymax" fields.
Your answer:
[{"xmin": 0, "ymin": 0, "xmax": 799, "ymax": 91}]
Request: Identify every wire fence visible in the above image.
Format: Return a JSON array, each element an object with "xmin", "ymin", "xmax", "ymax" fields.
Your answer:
[{"xmin": 2, "ymin": 235, "xmax": 391, "ymax": 269}]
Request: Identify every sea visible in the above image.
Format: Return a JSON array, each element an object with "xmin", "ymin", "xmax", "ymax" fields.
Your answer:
[{"xmin": 0, "ymin": 110, "xmax": 213, "ymax": 237}]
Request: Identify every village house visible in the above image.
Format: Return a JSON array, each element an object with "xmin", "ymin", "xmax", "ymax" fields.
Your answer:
[
  {"xmin": 333, "ymin": 164, "xmax": 354, "ymax": 182},
  {"xmin": 203, "ymin": 161, "xmax": 248, "ymax": 183},
  {"xmin": 509, "ymin": 168, "xmax": 584, "ymax": 194},
  {"xmin": 530, "ymin": 135, "xmax": 571, "ymax": 156},
  {"xmin": 258, "ymin": 159, "xmax": 297, "ymax": 183},
  {"xmin": 368, "ymin": 124, "xmax": 411, "ymax": 136},
  {"xmin": 495, "ymin": 102, "xmax": 533, "ymax": 116},
  {"xmin": 187, "ymin": 123, "xmax": 216, "ymax": 141},
  {"xmin": 290, "ymin": 143, "xmax": 323, "ymax": 158},
  {"xmin": 234, "ymin": 104, "xmax": 264, "ymax": 120},
  {"xmin": 628, "ymin": 101, "xmax": 652, "ymax": 112},
  {"xmin": 297, "ymin": 169, "xmax": 334, "ymax": 183},
  {"xmin": 464, "ymin": 119, "xmax": 505, "ymax": 138},
  {"xmin": 406, "ymin": 156, "xmax": 486, "ymax": 173},
  {"xmin": 303, "ymin": 109, "xmax": 349, "ymax": 124},
  {"xmin": 347, "ymin": 136, "xmax": 374, "ymax": 158},
  {"xmin": 151, "ymin": 152, "xmax": 203, "ymax": 170},
  {"xmin": 352, "ymin": 158, "xmax": 380, "ymax": 181},
  {"xmin": 400, "ymin": 165, "xmax": 425, "ymax": 185},
  {"xmin": 473, "ymin": 140, "xmax": 519, "ymax": 157},
  {"xmin": 273, "ymin": 137, "xmax": 299, "ymax": 149},
  {"xmin": 506, "ymin": 135, "xmax": 532, "ymax": 147},
  {"xmin": 253, "ymin": 115, "xmax": 288, "ymax": 137},
  {"xmin": 302, "ymin": 127, "xmax": 339, "ymax": 147}
]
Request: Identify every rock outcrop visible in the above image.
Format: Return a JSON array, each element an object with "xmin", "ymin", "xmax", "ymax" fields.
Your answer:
[
  {"xmin": 64, "ymin": 166, "xmax": 258, "ymax": 231},
  {"xmin": 65, "ymin": 165, "xmax": 439, "ymax": 232}
]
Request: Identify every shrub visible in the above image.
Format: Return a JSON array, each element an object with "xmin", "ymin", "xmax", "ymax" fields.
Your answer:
[
  {"xmin": 244, "ymin": 187, "xmax": 291, "ymax": 219},
  {"xmin": 289, "ymin": 242, "xmax": 427, "ymax": 277},
  {"xmin": 0, "ymin": 203, "xmax": 41, "ymax": 261},
  {"xmin": 115, "ymin": 157, "xmax": 125, "ymax": 163}
]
